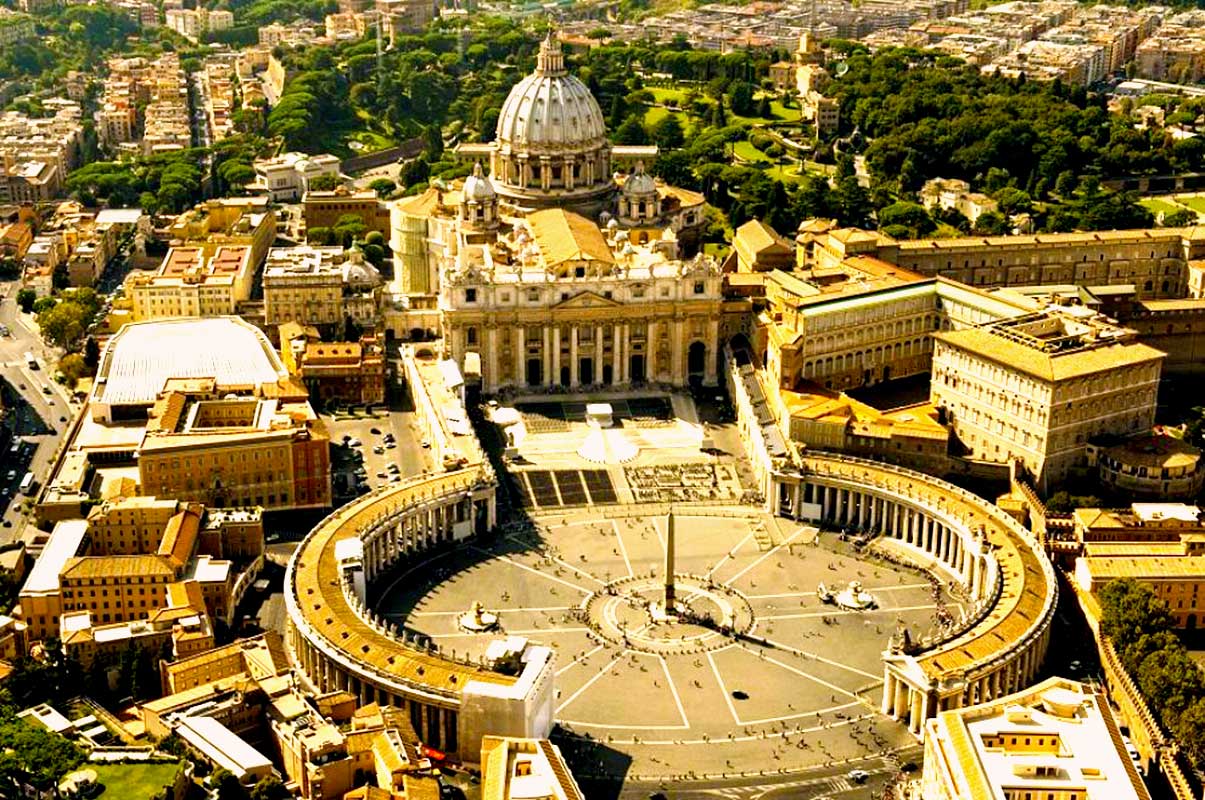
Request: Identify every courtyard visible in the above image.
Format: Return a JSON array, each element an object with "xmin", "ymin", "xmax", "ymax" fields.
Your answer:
[{"xmin": 377, "ymin": 506, "xmax": 961, "ymax": 785}]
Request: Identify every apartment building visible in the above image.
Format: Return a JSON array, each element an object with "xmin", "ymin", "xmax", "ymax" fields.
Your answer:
[
  {"xmin": 262, "ymin": 245, "xmax": 382, "ymax": 329},
  {"xmin": 1135, "ymin": 10, "xmax": 1205, "ymax": 84},
  {"xmin": 128, "ymin": 246, "xmax": 253, "ymax": 320},
  {"xmin": 165, "ymin": 7, "xmax": 234, "ymax": 41},
  {"xmin": 281, "ymin": 331, "xmax": 387, "ymax": 406},
  {"xmin": 0, "ymin": 101, "xmax": 82, "ymax": 198},
  {"xmin": 137, "ymin": 378, "xmax": 332, "ymax": 511}
]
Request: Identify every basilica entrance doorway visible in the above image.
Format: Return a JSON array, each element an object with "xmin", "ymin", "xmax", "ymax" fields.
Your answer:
[{"xmin": 527, "ymin": 359, "xmax": 543, "ymax": 387}]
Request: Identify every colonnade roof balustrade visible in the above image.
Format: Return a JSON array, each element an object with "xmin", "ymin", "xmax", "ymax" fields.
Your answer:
[
  {"xmin": 800, "ymin": 453, "xmax": 1055, "ymax": 684},
  {"xmin": 287, "ymin": 466, "xmax": 514, "ymax": 696}
]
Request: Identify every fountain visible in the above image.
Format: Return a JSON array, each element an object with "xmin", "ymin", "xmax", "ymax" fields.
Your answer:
[
  {"xmin": 834, "ymin": 580, "xmax": 877, "ymax": 610},
  {"xmin": 458, "ymin": 601, "xmax": 500, "ymax": 632}
]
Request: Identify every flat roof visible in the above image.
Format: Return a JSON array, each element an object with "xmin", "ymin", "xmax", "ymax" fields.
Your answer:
[
  {"xmin": 933, "ymin": 326, "xmax": 1165, "ymax": 382},
  {"xmin": 94, "ymin": 317, "xmax": 286, "ymax": 407},
  {"xmin": 176, "ymin": 715, "xmax": 272, "ymax": 778},
  {"xmin": 21, "ymin": 520, "xmax": 88, "ymax": 594}
]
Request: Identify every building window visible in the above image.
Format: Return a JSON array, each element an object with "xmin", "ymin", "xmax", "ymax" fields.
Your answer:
[
  {"xmin": 465, "ymin": 288, "xmax": 477, "ymax": 303},
  {"xmin": 694, "ymin": 281, "xmax": 705, "ymax": 294},
  {"xmin": 467, "ymin": 327, "xmax": 478, "ymax": 346}
]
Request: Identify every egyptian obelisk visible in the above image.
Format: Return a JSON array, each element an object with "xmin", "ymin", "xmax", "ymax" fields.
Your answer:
[{"xmin": 665, "ymin": 512, "xmax": 676, "ymax": 606}]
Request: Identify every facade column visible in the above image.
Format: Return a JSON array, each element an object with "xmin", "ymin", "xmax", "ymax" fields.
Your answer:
[
  {"xmin": 487, "ymin": 326, "xmax": 498, "ymax": 392},
  {"xmin": 705, "ymin": 317, "xmax": 720, "ymax": 384},
  {"xmin": 570, "ymin": 326, "xmax": 580, "ymax": 388},
  {"xmin": 612, "ymin": 326, "xmax": 621, "ymax": 384},
  {"xmin": 672, "ymin": 318, "xmax": 685, "ymax": 383},
  {"xmin": 595, "ymin": 325, "xmax": 604, "ymax": 384},
  {"xmin": 882, "ymin": 672, "xmax": 896, "ymax": 714},
  {"xmin": 552, "ymin": 326, "xmax": 562, "ymax": 386},
  {"xmin": 515, "ymin": 326, "xmax": 525, "ymax": 386},
  {"xmin": 647, "ymin": 321, "xmax": 658, "ymax": 381},
  {"xmin": 621, "ymin": 324, "xmax": 631, "ymax": 383},
  {"xmin": 910, "ymin": 692, "xmax": 924, "ymax": 734},
  {"xmin": 543, "ymin": 326, "xmax": 553, "ymax": 387}
]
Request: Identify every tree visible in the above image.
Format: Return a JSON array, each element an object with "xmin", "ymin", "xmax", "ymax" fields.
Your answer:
[
  {"xmin": 251, "ymin": 775, "xmax": 290, "ymax": 800},
  {"xmin": 1163, "ymin": 208, "xmax": 1197, "ymax": 227},
  {"xmin": 615, "ymin": 116, "xmax": 649, "ymax": 146},
  {"xmin": 972, "ymin": 210, "xmax": 1010, "ymax": 236},
  {"xmin": 835, "ymin": 176, "xmax": 873, "ymax": 229},
  {"xmin": 308, "ymin": 175, "xmax": 341, "ymax": 192},
  {"xmin": 83, "ymin": 336, "xmax": 101, "ymax": 371},
  {"xmin": 36, "ymin": 301, "xmax": 89, "ymax": 351},
  {"xmin": 212, "ymin": 768, "xmax": 250, "ymax": 800},
  {"xmin": 368, "ymin": 178, "xmax": 397, "ymax": 198},
  {"xmin": 877, "ymin": 201, "xmax": 935, "ymax": 239},
  {"xmin": 728, "ymin": 81, "xmax": 756, "ymax": 116},
  {"xmin": 16, "ymin": 288, "xmax": 35, "ymax": 313},
  {"xmin": 756, "ymin": 95, "xmax": 772, "ymax": 119},
  {"xmin": 58, "ymin": 354, "xmax": 87, "ymax": 389},
  {"xmin": 1099, "ymin": 579, "xmax": 1174, "ymax": 656},
  {"xmin": 1054, "ymin": 170, "xmax": 1078, "ymax": 198},
  {"xmin": 651, "ymin": 115, "xmax": 685, "ymax": 150}
]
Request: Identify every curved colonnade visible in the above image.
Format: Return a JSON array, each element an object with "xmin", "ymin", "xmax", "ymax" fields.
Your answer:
[
  {"xmin": 285, "ymin": 466, "xmax": 499, "ymax": 758},
  {"xmin": 286, "ymin": 451, "xmax": 1057, "ymax": 757},
  {"xmin": 770, "ymin": 452, "xmax": 1058, "ymax": 735}
]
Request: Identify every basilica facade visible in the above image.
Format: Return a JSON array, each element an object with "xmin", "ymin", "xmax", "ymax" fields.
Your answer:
[{"xmin": 388, "ymin": 35, "xmax": 723, "ymax": 392}]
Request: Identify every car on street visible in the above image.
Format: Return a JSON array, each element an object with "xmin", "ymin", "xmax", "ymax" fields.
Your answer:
[
  {"xmin": 847, "ymin": 769, "xmax": 869, "ymax": 784},
  {"xmin": 348, "ymin": 438, "xmax": 362, "ymax": 447},
  {"xmin": 373, "ymin": 445, "xmax": 385, "ymax": 454}
]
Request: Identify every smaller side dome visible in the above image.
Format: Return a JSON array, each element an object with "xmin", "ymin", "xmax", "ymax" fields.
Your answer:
[
  {"xmin": 623, "ymin": 161, "xmax": 657, "ymax": 197},
  {"xmin": 463, "ymin": 162, "xmax": 496, "ymax": 202}
]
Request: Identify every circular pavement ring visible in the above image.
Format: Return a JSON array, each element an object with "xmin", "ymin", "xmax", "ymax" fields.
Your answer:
[{"xmin": 379, "ymin": 506, "xmax": 954, "ymax": 785}]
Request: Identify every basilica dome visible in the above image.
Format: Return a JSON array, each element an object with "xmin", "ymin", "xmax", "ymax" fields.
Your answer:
[
  {"xmin": 486, "ymin": 34, "xmax": 616, "ymax": 216},
  {"xmin": 496, "ymin": 36, "xmax": 607, "ymax": 150}
]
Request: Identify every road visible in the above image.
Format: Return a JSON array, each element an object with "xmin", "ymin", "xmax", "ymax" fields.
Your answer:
[
  {"xmin": 0, "ymin": 280, "xmax": 81, "ymax": 544},
  {"xmin": 603, "ymin": 745, "xmax": 920, "ymax": 800}
]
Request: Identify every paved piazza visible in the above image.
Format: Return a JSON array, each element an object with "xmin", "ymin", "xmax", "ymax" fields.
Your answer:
[{"xmin": 377, "ymin": 506, "xmax": 963, "ymax": 783}]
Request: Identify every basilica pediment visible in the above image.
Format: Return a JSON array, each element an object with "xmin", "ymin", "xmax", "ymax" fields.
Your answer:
[{"xmin": 552, "ymin": 291, "xmax": 622, "ymax": 309}]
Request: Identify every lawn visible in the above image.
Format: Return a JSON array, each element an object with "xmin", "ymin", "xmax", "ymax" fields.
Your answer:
[
  {"xmin": 648, "ymin": 86, "xmax": 690, "ymax": 105},
  {"xmin": 732, "ymin": 139, "xmax": 771, "ymax": 163},
  {"xmin": 766, "ymin": 163, "xmax": 807, "ymax": 183},
  {"xmin": 643, "ymin": 105, "xmax": 689, "ymax": 128},
  {"xmin": 1173, "ymin": 195, "xmax": 1205, "ymax": 214},
  {"xmin": 1141, "ymin": 196, "xmax": 1184, "ymax": 215},
  {"xmin": 93, "ymin": 762, "xmax": 183, "ymax": 800}
]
